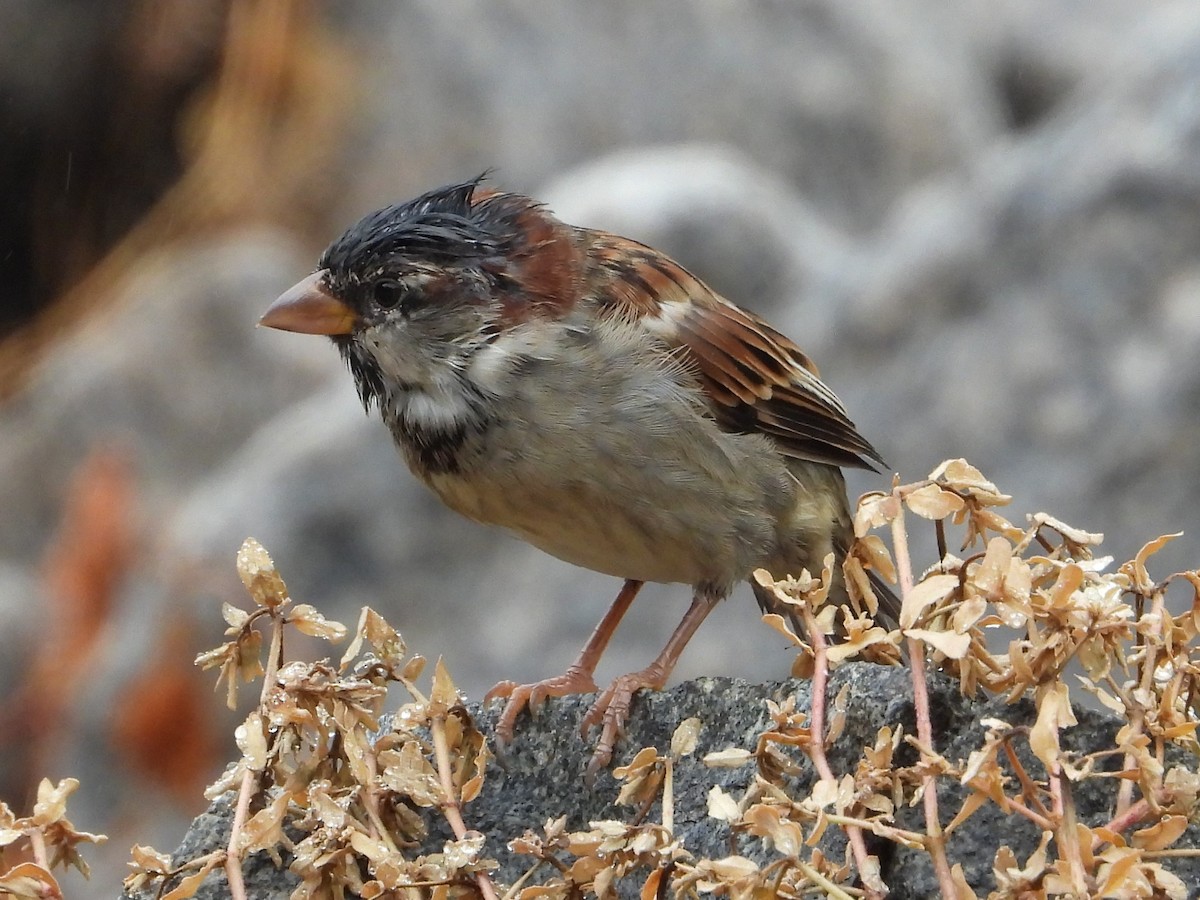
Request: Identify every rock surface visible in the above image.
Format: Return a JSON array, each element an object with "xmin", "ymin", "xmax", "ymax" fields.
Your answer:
[{"xmin": 127, "ymin": 665, "xmax": 1200, "ymax": 899}]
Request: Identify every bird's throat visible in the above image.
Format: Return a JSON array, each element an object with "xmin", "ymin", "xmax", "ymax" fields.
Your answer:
[{"xmin": 387, "ymin": 382, "xmax": 492, "ymax": 477}]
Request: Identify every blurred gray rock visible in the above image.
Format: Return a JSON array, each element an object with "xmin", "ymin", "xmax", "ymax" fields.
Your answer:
[
  {"xmin": 540, "ymin": 144, "xmax": 853, "ymax": 333},
  {"xmin": 839, "ymin": 18, "xmax": 1200, "ymax": 576},
  {"xmin": 339, "ymin": 0, "xmax": 1002, "ymax": 234},
  {"xmin": 0, "ymin": 233, "xmax": 338, "ymax": 560}
]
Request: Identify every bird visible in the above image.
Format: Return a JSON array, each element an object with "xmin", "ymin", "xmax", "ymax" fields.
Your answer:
[{"xmin": 259, "ymin": 176, "xmax": 898, "ymax": 776}]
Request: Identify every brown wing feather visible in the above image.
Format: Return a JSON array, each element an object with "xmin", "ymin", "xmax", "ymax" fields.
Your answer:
[{"xmin": 584, "ymin": 231, "xmax": 884, "ymax": 471}]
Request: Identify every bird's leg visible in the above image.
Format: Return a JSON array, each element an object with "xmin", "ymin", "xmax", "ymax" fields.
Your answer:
[
  {"xmin": 486, "ymin": 579, "xmax": 644, "ymax": 750},
  {"xmin": 582, "ymin": 585, "xmax": 723, "ymax": 781}
]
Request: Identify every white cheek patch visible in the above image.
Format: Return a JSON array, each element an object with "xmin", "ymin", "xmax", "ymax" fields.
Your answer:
[
  {"xmin": 465, "ymin": 326, "xmax": 553, "ymax": 396},
  {"xmin": 402, "ymin": 385, "xmax": 473, "ymax": 433},
  {"xmin": 466, "ymin": 341, "xmax": 516, "ymax": 392}
]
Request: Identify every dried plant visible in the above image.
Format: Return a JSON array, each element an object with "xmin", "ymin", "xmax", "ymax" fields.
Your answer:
[
  {"xmin": 685, "ymin": 459, "xmax": 1200, "ymax": 899},
  {"xmin": 16, "ymin": 457, "xmax": 1196, "ymax": 899},
  {"xmin": 0, "ymin": 777, "xmax": 106, "ymax": 899},
  {"xmin": 127, "ymin": 538, "xmax": 498, "ymax": 900}
]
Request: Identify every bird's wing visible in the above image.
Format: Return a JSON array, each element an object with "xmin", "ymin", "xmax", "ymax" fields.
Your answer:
[{"xmin": 585, "ymin": 231, "xmax": 884, "ymax": 471}]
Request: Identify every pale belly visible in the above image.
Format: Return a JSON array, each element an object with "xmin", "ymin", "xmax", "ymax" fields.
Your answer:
[
  {"xmin": 421, "ymin": 425, "xmax": 803, "ymax": 588},
  {"xmin": 427, "ymin": 471, "xmax": 717, "ymax": 584}
]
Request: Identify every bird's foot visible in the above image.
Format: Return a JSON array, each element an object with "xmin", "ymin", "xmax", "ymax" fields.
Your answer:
[
  {"xmin": 485, "ymin": 665, "xmax": 600, "ymax": 752},
  {"xmin": 580, "ymin": 663, "xmax": 669, "ymax": 783}
]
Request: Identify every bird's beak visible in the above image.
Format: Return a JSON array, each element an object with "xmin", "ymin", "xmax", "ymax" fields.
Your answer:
[{"xmin": 259, "ymin": 271, "xmax": 359, "ymax": 335}]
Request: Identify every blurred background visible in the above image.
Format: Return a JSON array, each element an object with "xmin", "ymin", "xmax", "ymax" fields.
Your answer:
[{"xmin": 2, "ymin": 0, "xmax": 1199, "ymax": 894}]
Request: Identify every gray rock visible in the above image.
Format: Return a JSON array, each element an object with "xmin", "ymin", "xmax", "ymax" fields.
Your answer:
[{"xmin": 125, "ymin": 665, "xmax": 1200, "ymax": 899}]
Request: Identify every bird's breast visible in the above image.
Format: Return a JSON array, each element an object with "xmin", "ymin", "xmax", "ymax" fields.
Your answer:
[{"xmin": 399, "ymin": 317, "xmax": 808, "ymax": 586}]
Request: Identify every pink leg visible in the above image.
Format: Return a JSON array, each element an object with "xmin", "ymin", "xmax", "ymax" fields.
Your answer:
[
  {"xmin": 486, "ymin": 579, "xmax": 644, "ymax": 749},
  {"xmin": 581, "ymin": 586, "xmax": 723, "ymax": 781}
]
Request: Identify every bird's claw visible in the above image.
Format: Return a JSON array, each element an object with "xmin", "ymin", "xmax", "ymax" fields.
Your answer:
[
  {"xmin": 580, "ymin": 665, "xmax": 667, "ymax": 784},
  {"xmin": 484, "ymin": 667, "xmax": 600, "ymax": 752}
]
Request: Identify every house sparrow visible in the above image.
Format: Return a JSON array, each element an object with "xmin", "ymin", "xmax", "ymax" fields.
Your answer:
[{"xmin": 260, "ymin": 177, "xmax": 897, "ymax": 776}]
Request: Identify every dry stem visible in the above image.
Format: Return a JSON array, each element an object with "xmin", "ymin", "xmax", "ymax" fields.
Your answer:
[
  {"xmin": 431, "ymin": 711, "xmax": 500, "ymax": 900},
  {"xmin": 799, "ymin": 600, "xmax": 882, "ymax": 900},
  {"xmin": 1117, "ymin": 589, "xmax": 1167, "ymax": 816},
  {"xmin": 224, "ymin": 608, "xmax": 285, "ymax": 900},
  {"xmin": 891, "ymin": 492, "xmax": 960, "ymax": 900}
]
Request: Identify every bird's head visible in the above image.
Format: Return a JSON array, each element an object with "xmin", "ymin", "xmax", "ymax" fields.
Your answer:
[{"xmin": 260, "ymin": 177, "xmax": 581, "ymax": 411}]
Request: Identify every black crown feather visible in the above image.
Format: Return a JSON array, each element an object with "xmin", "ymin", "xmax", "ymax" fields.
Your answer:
[{"xmin": 320, "ymin": 174, "xmax": 509, "ymax": 275}]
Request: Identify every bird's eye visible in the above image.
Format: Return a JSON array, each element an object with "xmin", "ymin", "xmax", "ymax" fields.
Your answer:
[{"xmin": 373, "ymin": 280, "xmax": 407, "ymax": 311}]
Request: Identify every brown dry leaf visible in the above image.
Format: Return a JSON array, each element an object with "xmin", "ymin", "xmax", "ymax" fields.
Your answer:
[
  {"xmin": 31, "ymin": 777, "xmax": 78, "ymax": 827},
  {"xmin": 614, "ymin": 747, "xmax": 664, "ymax": 808},
  {"xmin": 950, "ymin": 863, "xmax": 980, "ymax": 900},
  {"xmin": 0, "ymin": 861, "xmax": 62, "ymax": 900},
  {"xmin": 671, "ymin": 718, "xmax": 702, "ymax": 758},
  {"xmin": 992, "ymin": 833, "xmax": 1050, "ymax": 892},
  {"xmin": 1122, "ymin": 533, "xmax": 1180, "ymax": 594},
  {"xmin": 222, "ymin": 602, "xmax": 250, "ymax": 630},
  {"xmin": 858, "ymin": 533, "xmax": 898, "ymax": 580},
  {"xmin": 194, "ymin": 625, "xmax": 264, "ymax": 710},
  {"xmin": 702, "ymin": 748, "xmax": 752, "ymax": 768},
  {"xmin": 400, "ymin": 654, "xmax": 426, "ymax": 682},
  {"xmin": 760, "ymin": 612, "xmax": 802, "ymax": 648},
  {"xmin": 951, "ymin": 594, "xmax": 989, "ymax": 633},
  {"xmin": 159, "ymin": 854, "xmax": 224, "ymax": 900},
  {"xmin": 1028, "ymin": 513, "xmax": 1104, "ymax": 548},
  {"xmin": 614, "ymin": 746, "xmax": 659, "ymax": 780},
  {"xmin": 24, "ymin": 777, "xmax": 105, "ymax": 878},
  {"xmin": 930, "ymin": 459, "xmax": 1011, "ymax": 506},
  {"xmin": 1029, "ymin": 682, "xmax": 1077, "ymax": 773},
  {"xmin": 640, "ymin": 866, "xmax": 666, "ymax": 900},
  {"xmin": 379, "ymin": 740, "xmax": 443, "ymax": 808},
  {"xmin": 1044, "ymin": 562, "xmax": 1084, "ymax": 611},
  {"xmin": 235, "ymin": 537, "xmax": 290, "ymax": 609},
  {"xmin": 235, "ymin": 711, "xmax": 269, "ymax": 773},
  {"xmin": 826, "ymin": 616, "xmax": 895, "ymax": 665},
  {"xmin": 743, "ymin": 803, "xmax": 803, "ymax": 857},
  {"xmin": 340, "ymin": 607, "xmax": 409, "ymax": 671},
  {"xmin": 905, "ymin": 628, "xmax": 971, "ymax": 660},
  {"xmin": 706, "ymin": 786, "xmax": 741, "ymax": 823},
  {"xmin": 946, "ymin": 789, "xmax": 994, "ymax": 836},
  {"xmin": 711, "ymin": 855, "xmax": 761, "ymax": 880},
  {"xmin": 905, "ymin": 483, "xmax": 966, "ymax": 520},
  {"xmin": 1094, "ymin": 845, "xmax": 1143, "ymax": 896},
  {"xmin": 239, "ymin": 790, "xmax": 294, "ymax": 859},
  {"xmin": 843, "ymin": 553, "xmax": 880, "ymax": 617},
  {"xmin": 853, "ymin": 490, "xmax": 901, "ymax": 537},
  {"xmin": 974, "ymin": 537, "xmax": 1013, "ymax": 597},
  {"xmin": 428, "ymin": 657, "xmax": 458, "ymax": 716},
  {"xmin": 1131, "ymin": 815, "xmax": 1188, "ymax": 851},
  {"xmin": 288, "ymin": 604, "xmax": 347, "ymax": 642},
  {"xmin": 899, "ymin": 573, "xmax": 959, "ymax": 629},
  {"xmin": 963, "ymin": 507, "xmax": 1023, "ymax": 548},
  {"xmin": 126, "ymin": 844, "xmax": 172, "ymax": 877}
]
